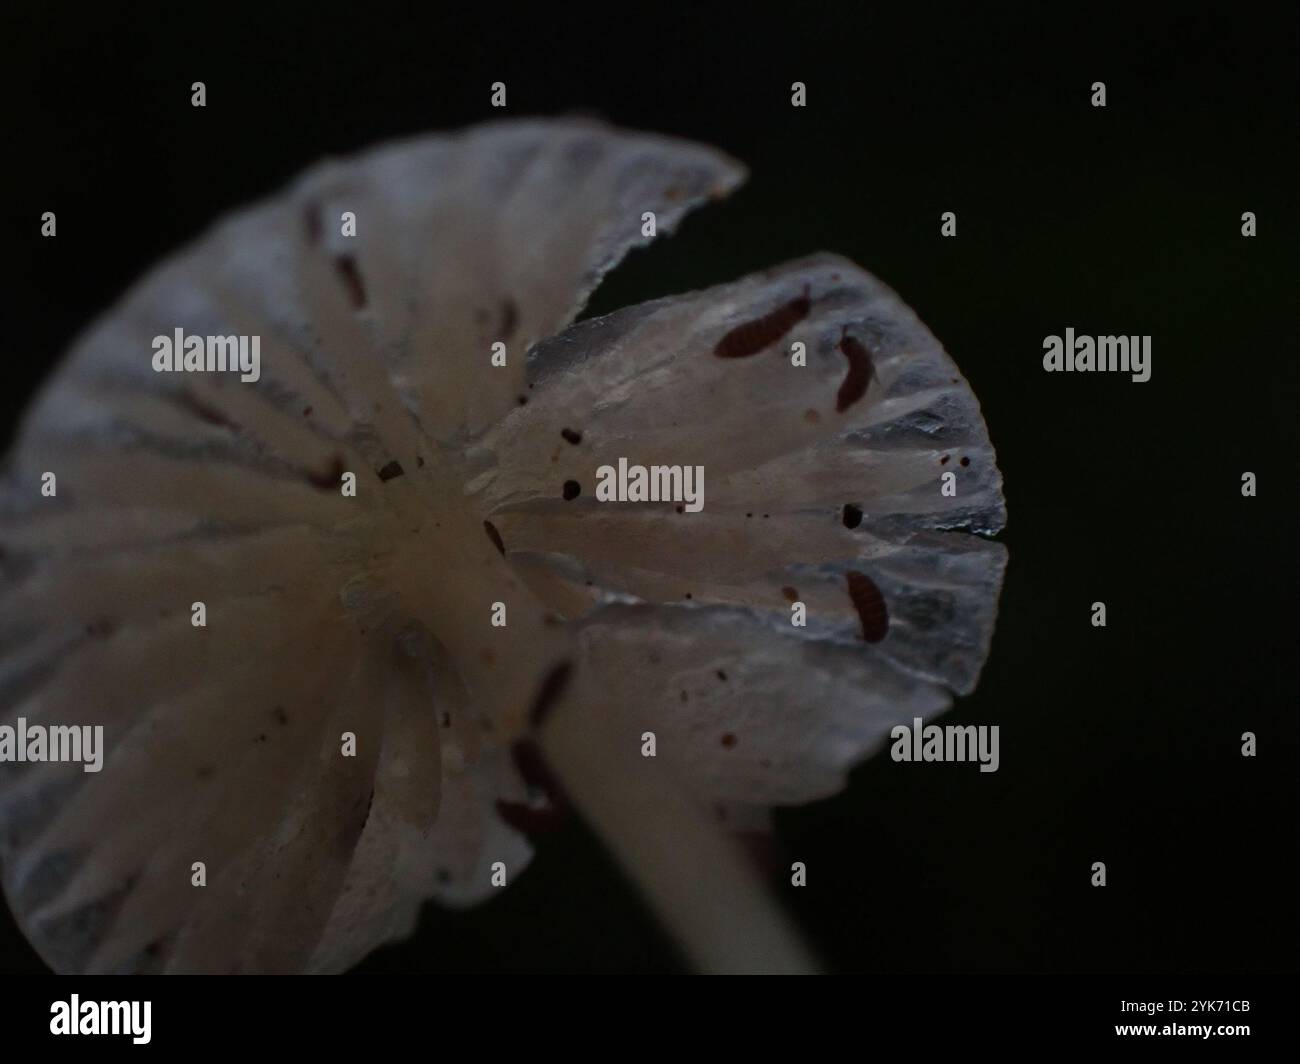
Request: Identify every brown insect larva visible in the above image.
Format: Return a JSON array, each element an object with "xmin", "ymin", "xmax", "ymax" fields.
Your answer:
[
  {"xmin": 835, "ymin": 327, "xmax": 876, "ymax": 412},
  {"xmin": 713, "ymin": 285, "xmax": 812, "ymax": 358},
  {"xmin": 483, "ymin": 519, "xmax": 506, "ymax": 555},
  {"xmin": 846, "ymin": 569, "xmax": 889, "ymax": 643}
]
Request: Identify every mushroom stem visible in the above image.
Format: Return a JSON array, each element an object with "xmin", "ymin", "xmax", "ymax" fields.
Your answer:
[{"xmin": 539, "ymin": 689, "xmax": 818, "ymax": 974}]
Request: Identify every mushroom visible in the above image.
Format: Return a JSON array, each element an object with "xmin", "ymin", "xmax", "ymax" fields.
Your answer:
[{"xmin": 0, "ymin": 119, "xmax": 1006, "ymax": 973}]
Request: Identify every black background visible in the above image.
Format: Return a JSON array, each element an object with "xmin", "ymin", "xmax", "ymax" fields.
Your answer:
[{"xmin": 3, "ymin": 4, "xmax": 1297, "ymax": 976}]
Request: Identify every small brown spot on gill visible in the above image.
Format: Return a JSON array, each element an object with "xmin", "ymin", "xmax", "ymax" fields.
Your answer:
[
  {"xmin": 302, "ymin": 405, "xmax": 313, "ymax": 417},
  {"xmin": 716, "ymin": 670, "xmax": 728, "ymax": 682},
  {"xmin": 483, "ymin": 520, "xmax": 505, "ymax": 555},
  {"xmin": 499, "ymin": 298, "xmax": 519, "ymax": 339},
  {"xmin": 303, "ymin": 201, "xmax": 323, "ymax": 244},
  {"xmin": 517, "ymin": 395, "xmax": 529, "ymax": 406},
  {"xmin": 562, "ymin": 479, "xmax": 581, "ymax": 500},
  {"xmin": 804, "ymin": 408, "xmax": 820, "ymax": 424},
  {"xmin": 713, "ymin": 285, "xmax": 813, "ymax": 358},
  {"xmin": 960, "ymin": 456, "xmax": 971, "ymax": 467},
  {"xmin": 560, "ymin": 427, "xmax": 582, "ymax": 445},
  {"xmin": 782, "ymin": 586, "xmax": 799, "ymax": 602},
  {"xmin": 333, "ymin": 254, "xmax": 367, "ymax": 309},
  {"xmin": 846, "ymin": 570, "xmax": 889, "ymax": 643},
  {"xmin": 304, "ymin": 454, "xmax": 345, "ymax": 490},
  {"xmin": 273, "ymin": 706, "xmax": 289, "ymax": 726},
  {"xmin": 441, "ymin": 712, "xmax": 451, "ymax": 728},
  {"xmin": 940, "ymin": 454, "xmax": 950, "ymax": 465},
  {"xmin": 836, "ymin": 329, "xmax": 875, "ymax": 412},
  {"xmin": 376, "ymin": 459, "xmax": 404, "ymax": 482},
  {"xmin": 842, "ymin": 503, "xmax": 863, "ymax": 529},
  {"xmin": 720, "ymin": 733, "xmax": 737, "ymax": 749}
]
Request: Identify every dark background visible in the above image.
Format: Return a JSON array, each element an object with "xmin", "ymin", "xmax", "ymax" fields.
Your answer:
[{"xmin": 3, "ymin": 4, "xmax": 1297, "ymax": 975}]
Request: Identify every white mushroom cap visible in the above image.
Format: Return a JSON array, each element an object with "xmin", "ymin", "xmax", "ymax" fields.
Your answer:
[{"xmin": 0, "ymin": 120, "xmax": 1004, "ymax": 973}]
